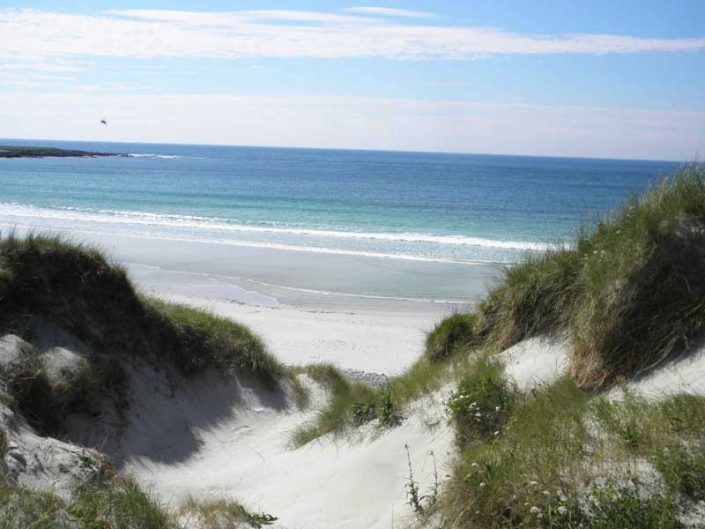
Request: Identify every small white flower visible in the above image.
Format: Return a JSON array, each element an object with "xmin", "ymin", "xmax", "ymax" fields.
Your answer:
[
  {"xmin": 471, "ymin": 462, "xmax": 479, "ymax": 468},
  {"xmin": 529, "ymin": 480, "xmax": 538, "ymax": 487},
  {"xmin": 529, "ymin": 506, "xmax": 541, "ymax": 515},
  {"xmin": 479, "ymin": 482, "xmax": 486, "ymax": 488},
  {"xmin": 542, "ymin": 490, "xmax": 550, "ymax": 496},
  {"xmin": 557, "ymin": 506, "xmax": 568, "ymax": 516},
  {"xmin": 495, "ymin": 406, "xmax": 501, "ymax": 412},
  {"xmin": 494, "ymin": 431, "xmax": 500, "ymax": 436}
]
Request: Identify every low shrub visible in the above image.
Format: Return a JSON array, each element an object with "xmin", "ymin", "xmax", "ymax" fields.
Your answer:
[
  {"xmin": 586, "ymin": 479, "xmax": 679, "ymax": 529},
  {"xmin": 446, "ymin": 358, "xmax": 515, "ymax": 446},
  {"xmin": 425, "ymin": 313, "xmax": 480, "ymax": 361},
  {"xmin": 443, "ymin": 378, "xmax": 588, "ymax": 528},
  {"xmin": 654, "ymin": 442, "xmax": 705, "ymax": 502},
  {"xmin": 0, "ymin": 476, "xmax": 178, "ymax": 529},
  {"xmin": 5, "ymin": 348, "xmax": 128, "ymax": 437},
  {"xmin": 378, "ymin": 384, "xmax": 403, "ymax": 427}
]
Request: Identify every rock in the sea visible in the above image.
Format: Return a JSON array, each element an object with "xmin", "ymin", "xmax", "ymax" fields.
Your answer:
[
  {"xmin": 0, "ymin": 335, "xmax": 32, "ymax": 375},
  {"xmin": 41, "ymin": 347, "xmax": 88, "ymax": 386}
]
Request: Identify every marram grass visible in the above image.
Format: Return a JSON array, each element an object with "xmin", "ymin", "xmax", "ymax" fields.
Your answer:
[{"xmin": 430, "ymin": 164, "xmax": 705, "ymax": 388}]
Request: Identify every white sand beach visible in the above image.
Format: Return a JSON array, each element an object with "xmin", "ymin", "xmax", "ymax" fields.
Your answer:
[
  {"xmin": 112, "ymin": 233, "xmax": 499, "ymax": 373},
  {"xmin": 1, "ymin": 224, "xmax": 500, "ymax": 374}
]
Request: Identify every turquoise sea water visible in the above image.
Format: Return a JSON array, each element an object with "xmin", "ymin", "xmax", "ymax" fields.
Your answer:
[{"xmin": 0, "ymin": 139, "xmax": 683, "ymax": 264}]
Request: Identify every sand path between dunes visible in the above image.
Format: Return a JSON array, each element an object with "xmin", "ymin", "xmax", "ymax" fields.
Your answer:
[
  {"xmin": 111, "ymin": 362, "xmax": 453, "ymax": 529},
  {"xmin": 114, "ymin": 336, "xmax": 570, "ymax": 529},
  {"xmin": 106, "ymin": 334, "xmax": 705, "ymax": 529}
]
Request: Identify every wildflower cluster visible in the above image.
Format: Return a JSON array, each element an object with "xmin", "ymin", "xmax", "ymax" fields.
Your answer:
[
  {"xmin": 525, "ymin": 485, "xmax": 575, "ymax": 526},
  {"xmin": 446, "ymin": 359, "xmax": 514, "ymax": 445},
  {"xmin": 511, "ymin": 481, "xmax": 578, "ymax": 528}
]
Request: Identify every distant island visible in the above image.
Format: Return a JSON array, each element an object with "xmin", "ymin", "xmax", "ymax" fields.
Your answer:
[{"xmin": 0, "ymin": 145, "xmax": 123, "ymax": 158}]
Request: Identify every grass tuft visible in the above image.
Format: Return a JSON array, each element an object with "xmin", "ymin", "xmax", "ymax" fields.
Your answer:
[
  {"xmin": 291, "ymin": 364, "xmax": 377, "ymax": 446},
  {"xmin": 476, "ymin": 246, "xmax": 580, "ymax": 352},
  {"xmin": 0, "ymin": 477, "xmax": 176, "ymax": 529},
  {"xmin": 425, "ymin": 313, "xmax": 481, "ymax": 361},
  {"xmin": 179, "ymin": 497, "xmax": 277, "ymax": 528},
  {"xmin": 445, "ymin": 358, "xmax": 515, "ymax": 447}
]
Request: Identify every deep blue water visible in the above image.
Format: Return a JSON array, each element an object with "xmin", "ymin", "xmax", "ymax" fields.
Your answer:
[{"xmin": 0, "ymin": 139, "xmax": 683, "ymax": 263}]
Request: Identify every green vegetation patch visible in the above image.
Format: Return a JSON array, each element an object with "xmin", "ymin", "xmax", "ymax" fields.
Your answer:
[
  {"xmin": 444, "ymin": 377, "xmax": 589, "ymax": 528},
  {"xmin": 428, "ymin": 164, "xmax": 705, "ymax": 389},
  {"xmin": 292, "ymin": 347, "xmax": 474, "ymax": 445},
  {"xmin": 180, "ymin": 497, "xmax": 277, "ymax": 528},
  {"xmin": 440, "ymin": 366, "xmax": 705, "ymax": 528},
  {"xmin": 0, "ymin": 234, "xmax": 285, "ymax": 387},
  {"xmin": 0, "ymin": 146, "xmax": 116, "ymax": 158},
  {"xmin": 446, "ymin": 358, "xmax": 515, "ymax": 447},
  {"xmin": 291, "ymin": 364, "xmax": 378, "ymax": 446},
  {"xmin": 593, "ymin": 392, "xmax": 705, "ymax": 504},
  {"xmin": 476, "ymin": 246, "xmax": 580, "ymax": 351},
  {"xmin": 425, "ymin": 313, "xmax": 481, "ymax": 361},
  {"xmin": 0, "ymin": 474, "xmax": 275, "ymax": 529}
]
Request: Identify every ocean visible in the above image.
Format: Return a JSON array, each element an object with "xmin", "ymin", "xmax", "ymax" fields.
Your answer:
[{"xmin": 0, "ymin": 139, "xmax": 682, "ymax": 266}]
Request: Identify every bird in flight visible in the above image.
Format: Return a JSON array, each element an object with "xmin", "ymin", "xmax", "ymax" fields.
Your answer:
[{"xmin": 100, "ymin": 119, "xmax": 107, "ymax": 125}]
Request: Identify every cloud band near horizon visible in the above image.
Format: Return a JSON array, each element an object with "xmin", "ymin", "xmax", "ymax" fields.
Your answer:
[{"xmin": 1, "ymin": 92, "xmax": 702, "ymax": 161}]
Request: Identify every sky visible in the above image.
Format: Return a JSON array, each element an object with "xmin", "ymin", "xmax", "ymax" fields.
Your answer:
[{"xmin": 0, "ymin": 1, "xmax": 704, "ymax": 160}]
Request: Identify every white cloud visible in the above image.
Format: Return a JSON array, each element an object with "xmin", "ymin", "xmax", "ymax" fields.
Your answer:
[
  {"xmin": 345, "ymin": 7, "xmax": 437, "ymax": 18},
  {"xmin": 105, "ymin": 9, "xmax": 373, "ymax": 26},
  {"xmin": 0, "ymin": 60, "xmax": 86, "ymax": 73},
  {"xmin": 0, "ymin": 8, "xmax": 703, "ymax": 61},
  {"xmin": 0, "ymin": 92, "xmax": 701, "ymax": 161}
]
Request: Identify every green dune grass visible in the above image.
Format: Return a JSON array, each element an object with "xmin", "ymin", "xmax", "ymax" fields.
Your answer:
[{"xmin": 433, "ymin": 163, "xmax": 705, "ymax": 388}]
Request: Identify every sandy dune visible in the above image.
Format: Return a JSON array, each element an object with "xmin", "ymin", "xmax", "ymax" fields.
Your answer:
[{"xmin": 100, "ymin": 362, "xmax": 454, "ymax": 529}]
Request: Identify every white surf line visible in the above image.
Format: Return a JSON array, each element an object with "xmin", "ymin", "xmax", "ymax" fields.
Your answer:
[
  {"xmin": 0, "ymin": 202, "xmax": 552, "ymax": 251},
  {"xmin": 0, "ymin": 221, "xmax": 506, "ymax": 266}
]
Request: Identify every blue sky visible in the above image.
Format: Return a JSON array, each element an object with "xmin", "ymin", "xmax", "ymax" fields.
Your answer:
[{"xmin": 0, "ymin": 1, "xmax": 704, "ymax": 159}]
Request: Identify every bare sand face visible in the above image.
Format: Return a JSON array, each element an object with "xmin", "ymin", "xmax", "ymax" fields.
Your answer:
[{"xmin": 113, "ymin": 364, "xmax": 454, "ymax": 529}]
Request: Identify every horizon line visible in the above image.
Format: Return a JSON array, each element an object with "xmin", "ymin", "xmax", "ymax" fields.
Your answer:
[{"xmin": 0, "ymin": 136, "xmax": 693, "ymax": 165}]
